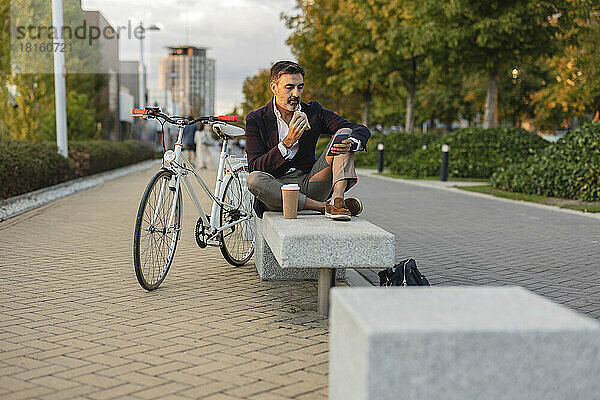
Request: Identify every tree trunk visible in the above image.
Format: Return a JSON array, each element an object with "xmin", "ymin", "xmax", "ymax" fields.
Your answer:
[
  {"xmin": 405, "ymin": 57, "xmax": 416, "ymax": 132},
  {"xmin": 483, "ymin": 72, "xmax": 499, "ymax": 128},
  {"xmin": 362, "ymin": 87, "xmax": 371, "ymax": 127}
]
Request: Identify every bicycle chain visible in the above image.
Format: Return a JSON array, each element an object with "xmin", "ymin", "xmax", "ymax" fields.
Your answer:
[{"xmin": 195, "ymin": 217, "xmax": 209, "ymax": 248}]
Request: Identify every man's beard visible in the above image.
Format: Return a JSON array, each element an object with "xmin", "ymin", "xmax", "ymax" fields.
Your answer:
[{"xmin": 288, "ymin": 96, "xmax": 300, "ymax": 108}]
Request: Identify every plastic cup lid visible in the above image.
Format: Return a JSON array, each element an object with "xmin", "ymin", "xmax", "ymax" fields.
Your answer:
[{"xmin": 281, "ymin": 184, "xmax": 300, "ymax": 191}]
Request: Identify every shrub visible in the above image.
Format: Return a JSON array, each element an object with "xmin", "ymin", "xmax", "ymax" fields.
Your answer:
[
  {"xmin": 0, "ymin": 140, "xmax": 155, "ymax": 200},
  {"xmin": 391, "ymin": 126, "xmax": 548, "ymax": 179},
  {"xmin": 491, "ymin": 123, "xmax": 600, "ymax": 201},
  {"xmin": 69, "ymin": 140, "xmax": 154, "ymax": 177},
  {"xmin": 314, "ymin": 131, "xmax": 437, "ymax": 169},
  {"xmin": 0, "ymin": 141, "xmax": 74, "ymax": 199},
  {"xmin": 356, "ymin": 131, "xmax": 437, "ymax": 168}
]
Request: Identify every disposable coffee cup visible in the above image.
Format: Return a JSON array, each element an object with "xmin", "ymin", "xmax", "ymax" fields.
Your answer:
[{"xmin": 281, "ymin": 184, "xmax": 300, "ymax": 219}]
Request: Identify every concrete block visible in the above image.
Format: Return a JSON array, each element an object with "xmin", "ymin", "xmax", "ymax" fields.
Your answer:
[
  {"xmin": 330, "ymin": 286, "xmax": 600, "ymax": 400},
  {"xmin": 255, "ymin": 218, "xmax": 345, "ymax": 281},
  {"xmin": 257, "ymin": 211, "xmax": 394, "ymax": 273}
]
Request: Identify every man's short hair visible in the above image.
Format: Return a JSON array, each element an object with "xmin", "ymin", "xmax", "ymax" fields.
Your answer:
[{"xmin": 270, "ymin": 61, "xmax": 305, "ymax": 83}]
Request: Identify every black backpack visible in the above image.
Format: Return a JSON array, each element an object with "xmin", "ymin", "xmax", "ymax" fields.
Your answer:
[{"xmin": 378, "ymin": 258, "xmax": 430, "ymax": 287}]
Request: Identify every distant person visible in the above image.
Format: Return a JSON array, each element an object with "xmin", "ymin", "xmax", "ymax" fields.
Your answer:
[
  {"xmin": 593, "ymin": 110, "xmax": 599, "ymax": 123},
  {"xmin": 194, "ymin": 123, "xmax": 212, "ymax": 169},
  {"xmin": 182, "ymin": 123, "xmax": 197, "ymax": 166},
  {"xmin": 244, "ymin": 61, "xmax": 370, "ymax": 221}
]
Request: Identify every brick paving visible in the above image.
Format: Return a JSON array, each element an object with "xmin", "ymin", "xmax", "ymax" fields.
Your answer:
[
  {"xmin": 0, "ymin": 166, "xmax": 329, "ymax": 399},
  {"xmin": 351, "ymin": 172, "xmax": 600, "ymax": 319},
  {"xmin": 4, "ymin": 162, "xmax": 599, "ymax": 398}
]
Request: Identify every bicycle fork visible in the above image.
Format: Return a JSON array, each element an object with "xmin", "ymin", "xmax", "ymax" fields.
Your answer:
[
  {"xmin": 155, "ymin": 124, "xmax": 185, "ymax": 235},
  {"xmin": 150, "ymin": 175, "xmax": 181, "ymax": 236}
]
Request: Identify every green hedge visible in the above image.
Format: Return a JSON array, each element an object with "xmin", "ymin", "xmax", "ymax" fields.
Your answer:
[
  {"xmin": 391, "ymin": 126, "xmax": 548, "ymax": 179},
  {"xmin": 315, "ymin": 131, "xmax": 437, "ymax": 168},
  {"xmin": 69, "ymin": 140, "xmax": 154, "ymax": 177},
  {"xmin": 491, "ymin": 123, "xmax": 600, "ymax": 201},
  {"xmin": 0, "ymin": 141, "xmax": 74, "ymax": 200},
  {"xmin": 355, "ymin": 132, "xmax": 437, "ymax": 168},
  {"xmin": 0, "ymin": 140, "xmax": 154, "ymax": 200}
]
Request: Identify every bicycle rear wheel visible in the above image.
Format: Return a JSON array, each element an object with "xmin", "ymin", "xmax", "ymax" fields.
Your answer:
[
  {"xmin": 219, "ymin": 169, "xmax": 255, "ymax": 266},
  {"xmin": 133, "ymin": 169, "xmax": 182, "ymax": 290}
]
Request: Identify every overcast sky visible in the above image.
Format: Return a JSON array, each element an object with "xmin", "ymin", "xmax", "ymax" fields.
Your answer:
[{"xmin": 82, "ymin": 0, "xmax": 297, "ymax": 114}]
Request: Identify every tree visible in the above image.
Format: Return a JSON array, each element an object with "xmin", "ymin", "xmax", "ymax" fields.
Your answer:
[
  {"xmin": 322, "ymin": 0, "xmax": 380, "ymax": 126},
  {"xmin": 3, "ymin": 73, "xmax": 55, "ymax": 141},
  {"xmin": 39, "ymin": 91, "xmax": 95, "ymax": 141},
  {"xmin": 284, "ymin": 0, "xmax": 373, "ymax": 126},
  {"xmin": 497, "ymin": 60, "xmax": 550, "ymax": 127},
  {"xmin": 2, "ymin": 0, "xmax": 106, "ymax": 141},
  {"xmin": 241, "ymin": 68, "xmax": 273, "ymax": 117},
  {"xmin": 0, "ymin": 0, "xmax": 12, "ymax": 139},
  {"xmin": 418, "ymin": 63, "xmax": 480, "ymax": 131},
  {"xmin": 530, "ymin": 12, "xmax": 600, "ymax": 129},
  {"xmin": 414, "ymin": 0, "xmax": 575, "ymax": 128},
  {"xmin": 362, "ymin": 0, "xmax": 428, "ymax": 132}
]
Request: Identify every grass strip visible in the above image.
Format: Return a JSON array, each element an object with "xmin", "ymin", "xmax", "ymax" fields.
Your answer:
[
  {"xmin": 379, "ymin": 172, "xmax": 487, "ymax": 182},
  {"xmin": 457, "ymin": 185, "xmax": 600, "ymax": 213}
]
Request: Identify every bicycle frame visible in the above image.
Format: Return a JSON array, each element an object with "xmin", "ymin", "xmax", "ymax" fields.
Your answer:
[{"xmin": 157, "ymin": 122, "xmax": 252, "ymax": 244}]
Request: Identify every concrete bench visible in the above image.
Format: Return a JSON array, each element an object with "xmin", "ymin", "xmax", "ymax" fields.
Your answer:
[
  {"xmin": 329, "ymin": 286, "xmax": 600, "ymax": 400},
  {"xmin": 255, "ymin": 211, "xmax": 395, "ymax": 315}
]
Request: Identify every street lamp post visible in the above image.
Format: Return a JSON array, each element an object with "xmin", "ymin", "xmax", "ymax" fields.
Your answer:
[{"xmin": 52, "ymin": 0, "xmax": 68, "ymax": 158}]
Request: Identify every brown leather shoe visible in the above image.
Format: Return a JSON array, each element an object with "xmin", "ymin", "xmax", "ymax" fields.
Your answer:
[
  {"xmin": 325, "ymin": 197, "xmax": 351, "ymax": 221},
  {"xmin": 344, "ymin": 197, "xmax": 363, "ymax": 216}
]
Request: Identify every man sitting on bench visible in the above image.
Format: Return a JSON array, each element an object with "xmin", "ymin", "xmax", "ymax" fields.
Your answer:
[{"xmin": 245, "ymin": 61, "xmax": 371, "ymax": 221}]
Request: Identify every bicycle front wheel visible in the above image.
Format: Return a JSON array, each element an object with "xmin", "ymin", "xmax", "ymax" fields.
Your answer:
[
  {"xmin": 219, "ymin": 169, "xmax": 255, "ymax": 266},
  {"xmin": 133, "ymin": 169, "xmax": 182, "ymax": 290}
]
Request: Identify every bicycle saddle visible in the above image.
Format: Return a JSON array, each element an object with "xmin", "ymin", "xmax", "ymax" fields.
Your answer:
[{"xmin": 212, "ymin": 123, "xmax": 245, "ymax": 139}]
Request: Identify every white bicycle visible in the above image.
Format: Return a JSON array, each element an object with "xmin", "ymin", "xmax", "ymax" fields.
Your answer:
[{"xmin": 131, "ymin": 107, "xmax": 255, "ymax": 290}]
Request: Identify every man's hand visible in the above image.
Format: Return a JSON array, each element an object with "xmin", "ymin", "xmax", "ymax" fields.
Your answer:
[
  {"xmin": 282, "ymin": 112, "xmax": 309, "ymax": 148},
  {"xmin": 329, "ymin": 138, "xmax": 353, "ymax": 155}
]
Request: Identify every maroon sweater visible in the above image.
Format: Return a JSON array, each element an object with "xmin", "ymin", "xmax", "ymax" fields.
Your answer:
[{"xmin": 245, "ymin": 98, "xmax": 371, "ymax": 216}]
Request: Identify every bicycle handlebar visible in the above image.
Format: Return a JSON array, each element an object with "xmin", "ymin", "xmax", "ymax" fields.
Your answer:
[
  {"xmin": 131, "ymin": 107, "xmax": 238, "ymax": 125},
  {"xmin": 217, "ymin": 115, "xmax": 237, "ymax": 122}
]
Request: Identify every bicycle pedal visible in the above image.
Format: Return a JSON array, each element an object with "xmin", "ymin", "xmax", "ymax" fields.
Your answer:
[{"xmin": 206, "ymin": 239, "xmax": 221, "ymax": 246}]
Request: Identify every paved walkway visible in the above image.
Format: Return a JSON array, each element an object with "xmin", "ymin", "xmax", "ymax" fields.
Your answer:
[
  {"xmin": 3, "ymin": 162, "xmax": 599, "ymax": 399},
  {"xmin": 0, "ymin": 166, "xmax": 329, "ymax": 400},
  {"xmin": 351, "ymin": 171, "xmax": 600, "ymax": 319}
]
